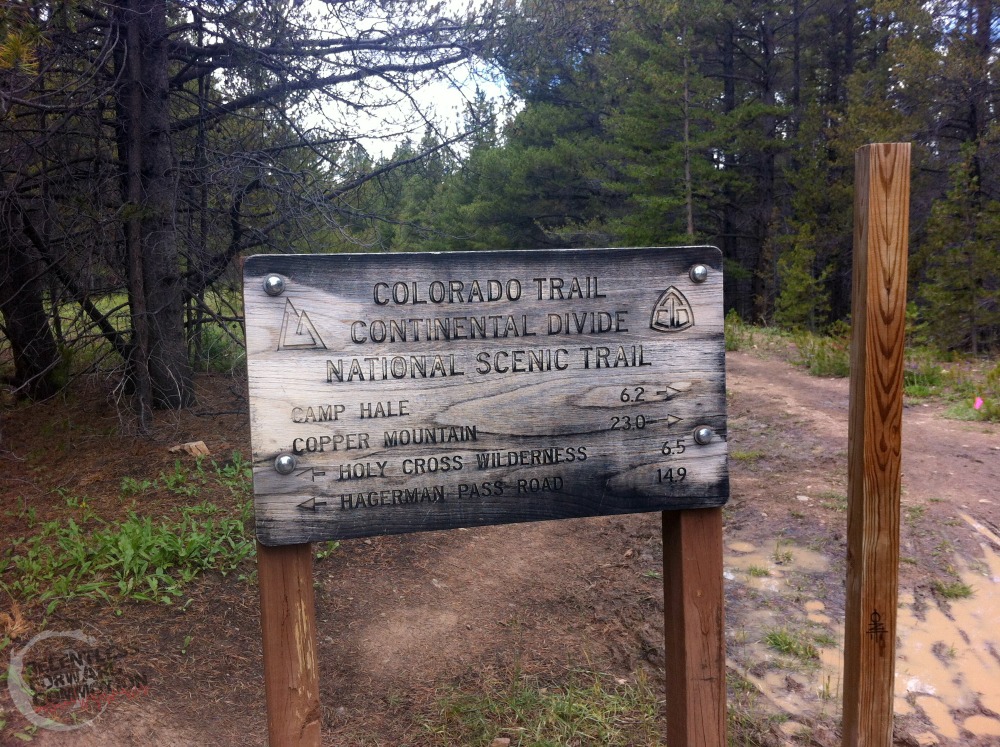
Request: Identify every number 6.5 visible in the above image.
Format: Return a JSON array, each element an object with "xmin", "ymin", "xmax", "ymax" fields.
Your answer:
[{"xmin": 661, "ymin": 438, "xmax": 686, "ymax": 456}]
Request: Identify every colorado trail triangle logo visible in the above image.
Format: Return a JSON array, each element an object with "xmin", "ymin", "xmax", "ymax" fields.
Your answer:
[
  {"xmin": 649, "ymin": 287, "xmax": 694, "ymax": 332},
  {"xmin": 277, "ymin": 299, "xmax": 327, "ymax": 351}
]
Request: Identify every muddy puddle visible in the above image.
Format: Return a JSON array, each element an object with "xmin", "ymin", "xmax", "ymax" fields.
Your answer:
[{"xmin": 725, "ymin": 533, "xmax": 1000, "ymax": 744}]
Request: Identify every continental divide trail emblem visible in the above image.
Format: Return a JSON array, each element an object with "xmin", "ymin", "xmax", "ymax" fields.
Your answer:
[{"xmin": 649, "ymin": 287, "xmax": 694, "ymax": 332}]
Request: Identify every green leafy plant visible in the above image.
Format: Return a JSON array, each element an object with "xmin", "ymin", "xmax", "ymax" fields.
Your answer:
[
  {"xmin": 120, "ymin": 476, "xmax": 156, "ymax": 497},
  {"xmin": 213, "ymin": 452, "xmax": 253, "ymax": 499},
  {"xmin": 315, "ymin": 541, "xmax": 340, "ymax": 560},
  {"xmin": 6, "ymin": 505, "xmax": 255, "ymax": 614},
  {"xmin": 159, "ymin": 460, "xmax": 201, "ymax": 497}
]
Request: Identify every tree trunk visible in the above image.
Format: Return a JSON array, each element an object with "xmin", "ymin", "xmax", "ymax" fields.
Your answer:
[
  {"xmin": 751, "ymin": 16, "xmax": 777, "ymax": 322},
  {"xmin": 122, "ymin": 0, "xmax": 195, "ymax": 409},
  {"xmin": 0, "ymin": 208, "xmax": 63, "ymax": 400}
]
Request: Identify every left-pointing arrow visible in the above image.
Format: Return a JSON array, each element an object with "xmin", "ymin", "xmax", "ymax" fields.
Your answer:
[{"xmin": 296, "ymin": 497, "xmax": 328, "ymax": 511}]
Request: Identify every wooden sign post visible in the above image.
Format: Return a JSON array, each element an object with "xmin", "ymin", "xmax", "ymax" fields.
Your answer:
[
  {"xmin": 257, "ymin": 541, "xmax": 321, "ymax": 746},
  {"xmin": 842, "ymin": 144, "xmax": 910, "ymax": 746},
  {"xmin": 663, "ymin": 507, "xmax": 727, "ymax": 745},
  {"xmin": 244, "ymin": 247, "xmax": 729, "ymax": 745}
]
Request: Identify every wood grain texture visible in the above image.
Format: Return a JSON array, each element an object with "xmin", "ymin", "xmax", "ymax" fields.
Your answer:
[
  {"xmin": 244, "ymin": 247, "xmax": 728, "ymax": 545},
  {"xmin": 662, "ymin": 508, "xmax": 726, "ymax": 746},
  {"xmin": 842, "ymin": 144, "xmax": 910, "ymax": 747},
  {"xmin": 257, "ymin": 542, "xmax": 321, "ymax": 747}
]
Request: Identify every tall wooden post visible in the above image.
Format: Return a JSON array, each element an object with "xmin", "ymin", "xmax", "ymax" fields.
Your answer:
[
  {"xmin": 842, "ymin": 143, "xmax": 910, "ymax": 746},
  {"xmin": 663, "ymin": 507, "xmax": 727, "ymax": 746},
  {"xmin": 258, "ymin": 541, "xmax": 322, "ymax": 747}
]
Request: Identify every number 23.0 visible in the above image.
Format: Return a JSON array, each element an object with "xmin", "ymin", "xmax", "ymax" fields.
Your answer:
[{"xmin": 611, "ymin": 415, "xmax": 646, "ymax": 430}]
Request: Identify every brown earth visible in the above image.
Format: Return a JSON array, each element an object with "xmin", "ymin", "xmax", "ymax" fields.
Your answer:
[{"xmin": 1, "ymin": 350, "xmax": 998, "ymax": 746}]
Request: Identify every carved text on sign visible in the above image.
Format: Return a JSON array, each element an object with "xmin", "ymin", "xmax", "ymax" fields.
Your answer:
[{"xmin": 244, "ymin": 247, "xmax": 728, "ymax": 545}]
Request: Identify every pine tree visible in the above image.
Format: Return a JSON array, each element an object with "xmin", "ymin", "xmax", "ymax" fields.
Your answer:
[{"xmin": 919, "ymin": 148, "xmax": 1000, "ymax": 353}]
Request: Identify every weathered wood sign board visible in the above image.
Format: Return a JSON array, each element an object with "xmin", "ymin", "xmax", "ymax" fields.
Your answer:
[{"xmin": 244, "ymin": 247, "xmax": 728, "ymax": 546}]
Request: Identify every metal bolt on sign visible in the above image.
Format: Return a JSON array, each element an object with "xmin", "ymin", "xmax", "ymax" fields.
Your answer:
[
  {"xmin": 689, "ymin": 264, "xmax": 709, "ymax": 284},
  {"xmin": 263, "ymin": 275, "xmax": 286, "ymax": 296},
  {"xmin": 274, "ymin": 454, "xmax": 297, "ymax": 475},
  {"xmin": 693, "ymin": 426, "xmax": 714, "ymax": 445}
]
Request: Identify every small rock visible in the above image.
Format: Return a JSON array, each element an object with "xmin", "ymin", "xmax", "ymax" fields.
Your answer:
[
  {"xmin": 796, "ymin": 495, "xmax": 810, "ymax": 502},
  {"xmin": 490, "ymin": 738, "xmax": 511, "ymax": 747},
  {"xmin": 913, "ymin": 732, "xmax": 939, "ymax": 747},
  {"xmin": 906, "ymin": 677, "xmax": 936, "ymax": 695},
  {"xmin": 168, "ymin": 440, "xmax": 210, "ymax": 456}
]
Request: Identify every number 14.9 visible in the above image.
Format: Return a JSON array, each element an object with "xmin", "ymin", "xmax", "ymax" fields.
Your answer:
[{"xmin": 657, "ymin": 467, "xmax": 687, "ymax": 484}]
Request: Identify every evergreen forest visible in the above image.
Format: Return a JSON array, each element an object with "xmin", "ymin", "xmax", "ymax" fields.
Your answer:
[{"xmin": 1, "ymin": 0, "xmax": 999, "ymax": 421}]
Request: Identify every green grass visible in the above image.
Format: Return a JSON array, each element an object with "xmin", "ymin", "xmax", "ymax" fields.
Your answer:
[
  {"xmin": 726, "ymin": 323, "xmax": 998, "ymax": 420},
  {"xmin": 812, "ymin": 631, "xmax": 838, "ymax": 648},
  {"xmin": 772, "ymin": 540, "xmax": 793, "ymax": 565},
  {"xmin": 905, "ymin": 504, "xmax": 927, "ymax": 526},
  {"xmin": 422, "ymin": 669, "xmax": 663, "ymax": 746},
  {"xmin": 931, "ymin": 579, "xmax": 975, "ymax": 600},
  {"xmin": 746, "ymin": 565, "xmax": 771, "ymax": 578},
  {"xmin": 724, "ymin": 311, "xmax": 787, "ymax": 354},
  {"xmin": 730, "ymin": 449, "xmax": 765, "ymax": 462},
  {"xmin": 929, "ymin": 359, "xmax": 1000, "ymax": 422},
  {"xmin": 725, "ymin": 309, "xmax": 748, "ymax": 351},
  {"xmin": 904, "ymin": 348, "xmax": 945, "ymax": 397},
  {"xmin": 817, "ymin": 491, "xmax": 848, "ymax": 511},
  {"xmin": 726, "ymin": 671, "xmax": 778, "ymax": 747},
  {"xmin": 1, "ymin": 453, "xmax": 257, "ymax": 614},
  {"xmin": 791, "ymin": 330, "xmax": 851, "ymax": 377},
  {"xmin": 763, "ymin": 629, "xmax": 819, "ymax": 661}
]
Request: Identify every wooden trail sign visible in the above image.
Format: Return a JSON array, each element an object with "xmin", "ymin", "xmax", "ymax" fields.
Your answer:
[
  {"xmin": 244, "ymin": 246, "xmax": 730, "ymax": 746},
  {"xmin": 244, "ymin": 246, "xmax": 729, "ymax": 546}
]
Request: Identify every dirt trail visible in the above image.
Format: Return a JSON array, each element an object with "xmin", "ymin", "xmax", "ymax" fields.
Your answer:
[
  {"xmin": 9, "ymin": 351, "xmax": 1000, "ymax": 746},
  {"xmin": 725, "ymin": 352, "xmax": 1000, "ymax": 745}
]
